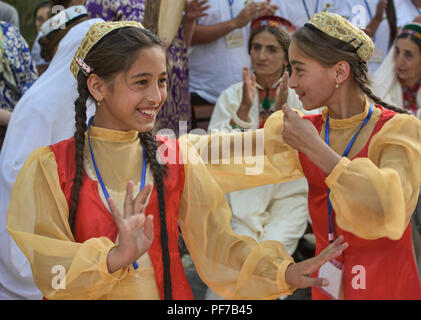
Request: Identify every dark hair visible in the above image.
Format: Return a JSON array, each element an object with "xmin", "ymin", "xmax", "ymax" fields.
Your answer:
[
  {"xmin": 385, "ymin": 0, "xmax": 398, "ymax": 49},
  {"xmin": 50, "ymin": 0, "xmax": 72, "ymax": 7},
  {"xmin": 248, "ymin": 26, "xmax": 292, "ymax": 74},
  {"xmin": 70, "ymin": 27, "xmax": 173, "ymax": 300},
  {"xmin": 33, "ymin": 1, "xmax": 50, "ymax": 23},
  {"xmin": 39, "ymin": 15, "xmax": 89, "ymax": 62},
  {"xmin": 292, "ymin": 24, "xmax": 409, "ymax": 114}
]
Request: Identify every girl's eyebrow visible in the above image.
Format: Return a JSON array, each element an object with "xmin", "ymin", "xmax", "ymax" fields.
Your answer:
[
  {"xmin": 131, "ymin": 72, "xmax": 167, "ymax": 79},
  {"xmin": 291, "ymin": 60, "xmax": 305, "ymax": 66}
]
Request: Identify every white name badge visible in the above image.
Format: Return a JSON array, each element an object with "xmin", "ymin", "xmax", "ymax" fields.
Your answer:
[
  {"xmin": 226, "ymin": 29, "xmax": 244, "ymax": 48},
  {"xmin": 317, "ymin": 259, "xmax": 344, "ymax": 300}
]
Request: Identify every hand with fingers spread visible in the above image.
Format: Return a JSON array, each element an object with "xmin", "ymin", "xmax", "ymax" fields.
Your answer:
[
  {"xmin": 236, "ymin": 67, "xmax": 257, "ymax": 122},
  {"xmin": 274, "ymin": 71, "xmax": 289, "ymax": 111},
  {"xmin": 285, "ymin": 235, "xmax": 349, "ymax": 289},
  {"xmin": 234, "ymin": 1, "xmax": 269, "ymax": 29},
  {"xmin": 184, "ymin": 0, "xmax": 210, "ymax": 22},
  {"xmin": 106, "ymin": 182, "xmax": 154, "ymax": 274}
]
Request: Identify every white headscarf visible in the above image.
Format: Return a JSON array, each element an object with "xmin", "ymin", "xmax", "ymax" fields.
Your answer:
[
  {"xmin": 0, "ymin": 18, "xmax": 102, "ymax": 300},
  {"xmin": 372, "ymin": 40, "xmax": 400, "ymax": 104},
  {"xmin": 372, "ymin": 39, "xmax": 421, "ymax": 116}
]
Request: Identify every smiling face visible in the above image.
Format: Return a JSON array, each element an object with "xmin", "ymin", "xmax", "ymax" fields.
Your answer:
[
  {"xmin": 288, "ymin": 40, "xmax": 337, "ymax": 110},
  {"xmin": 250, "ymin": 31, "xmax": 288, "ymax": 79},
  {"xmin": 90, "ymin": 45, "xmax": 168, "ymax": 132},
  {"xmin": 394, "ymin": 38, "xmax": 421, "ymax": 86}
]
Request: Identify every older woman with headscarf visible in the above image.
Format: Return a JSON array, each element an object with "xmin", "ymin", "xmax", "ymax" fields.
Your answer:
[{"xmin": 373, "ymin": 23, "xmax": 421, "ymax": 118}]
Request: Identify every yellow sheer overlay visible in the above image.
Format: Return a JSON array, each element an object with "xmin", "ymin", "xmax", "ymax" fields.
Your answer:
[
  {"xmin": 6, "ymin": 126, "xmax": 294, "ymax": 300},
  {"xmin": 184, "ymin": 100, "xmax": 421, "ymax": 242},
  {"xmin": 7, "ymin": 100, "xmax": 421, "ymax": 299}
]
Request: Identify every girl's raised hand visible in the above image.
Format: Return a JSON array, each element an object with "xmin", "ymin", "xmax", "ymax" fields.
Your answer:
[
  {"xmin": 107, "ymin": 182, "xmax": 154, "ymax": 273},
  {"xmin": 285, "ymin": 235, "xmax": 349, "ymax": 289},
  {"xmin": 281, "ymin": 104, "xmax": 321, "ymax": 154}
]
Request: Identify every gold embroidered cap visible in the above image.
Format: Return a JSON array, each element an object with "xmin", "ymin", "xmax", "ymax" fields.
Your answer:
[
  {"xmin": 70, "ymin": 21, "xmax": 144, "ymax": 79},
  {"xmin": 306, "ymin": 12, "xmax": 374, "ymax": 62}
]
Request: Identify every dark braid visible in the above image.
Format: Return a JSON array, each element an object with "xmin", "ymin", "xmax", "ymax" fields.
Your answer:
[
  {"xmin": 69, "ymin": 25, "xmax": 172, "ymax": 298},
  {"xmin": 139, "ymin": 132, "xmax": 172, "ymax": 300},
  {"xmin": 354, "ymin": 75, "xmax": 411, "ymax": 114},
  {"xmin": 69, "ymin": 74, "xmax": 89, "ymax": 232},
  {"xmin": 350, "ymin": 59, "xmax": 411, "ymax": 115}
]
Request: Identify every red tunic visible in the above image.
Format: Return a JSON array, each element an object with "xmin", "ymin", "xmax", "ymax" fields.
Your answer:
[
  {"xmin": 50, "ymin": 136, "xmax": 193, "ymax": 300},
  {"xmin": 299, "ymin": 106, "xmax": 421, "ymax": 299}
]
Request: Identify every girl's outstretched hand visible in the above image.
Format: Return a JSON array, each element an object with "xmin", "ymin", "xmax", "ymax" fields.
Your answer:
[
  {"xmin": 107, "ymin": 182, "xmax": 154, "ymax": 273},
  {"xmin": 285, "ymin": 235, "xmax": 348, "ymax": 289}
]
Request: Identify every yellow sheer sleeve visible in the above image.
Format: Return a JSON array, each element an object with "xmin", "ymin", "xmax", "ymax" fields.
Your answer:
[
  {"xmin": 179, "ymin": 110, "xmax": 305, "ymax": 194},
  {"xmin": 6, "ymin": 146, "xmax": 128, "ymax": 300},
  {"xmin": 178, "ymin": 136, "xmax": 296, "ymax": 300},
  {"xmin": 326, "ymin": 114, "xmax": 421, "ymax": 240}
]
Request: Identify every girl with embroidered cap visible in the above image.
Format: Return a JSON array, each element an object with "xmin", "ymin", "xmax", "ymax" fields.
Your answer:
[
  {"xmin": 206, "ymin": 15, "xmax": 314, "ymax": 300},
  {"xmin": 373, "ymin": 23, "xmax": 421, "ymax": 118},
  {"xmin": 5, "ymin": 20, "xmax": 348, "ymax": 300},
  {"xmin": 259, "ymin": 12, "xmax": 421, "ymax": 299}
]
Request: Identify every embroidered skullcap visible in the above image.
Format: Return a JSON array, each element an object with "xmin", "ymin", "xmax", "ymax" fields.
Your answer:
[
  {"xmin": 251, "ymin": 16, "xmax": 296, "ymax": 34},
  {"xmin": 70, "ymin": 21, "xmax": 144, "ymax": 79},
  {"xmin": 398, "ymin": 23, "xmax": 421, "ymax": 49},
  {"xmin": 40, "ymin": 5, "xmax": 88, "ymax": 36},
  {"xmin": 305, "ymin": 12, "xmax": 374, "ymax": 62}
]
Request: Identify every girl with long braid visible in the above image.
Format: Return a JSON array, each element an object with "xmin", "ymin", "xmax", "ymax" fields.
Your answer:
[
  {"xmin": 251, "ymin": 12, "xmax": 421, "ymax": 299},
  {"xmin": 6, "ymin": 21, "xmax": 347, "ymax": 300}
]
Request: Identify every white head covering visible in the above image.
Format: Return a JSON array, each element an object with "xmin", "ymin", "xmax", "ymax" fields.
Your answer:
[
  {"xmin": 372, "ymin": 41, "xmax": 398, "ymax": 102},
  {"xmin": 0, "ymin": 18, "xmax": 102, "ymax": 300},
  {"xmin": 372, "ymin": 29, "xmax": 421, "ymax": 115}
]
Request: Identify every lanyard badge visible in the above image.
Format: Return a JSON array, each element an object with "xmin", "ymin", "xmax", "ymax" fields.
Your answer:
[
  {"xmin": 87, "ymin": 116, "xmax": 147, "ymax": 270},
  {"xmin": 324, "ymin": 104, "xmax": 373, "ymax": 243}
]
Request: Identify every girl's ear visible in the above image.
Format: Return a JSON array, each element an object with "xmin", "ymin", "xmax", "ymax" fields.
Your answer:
[
  {"xmin": 334, "ymin": 61, "xmax": 351, "ymax": 86},
  {"xmin": 87, "ymin": 73, "xmax": 106, "ymax": 103}
]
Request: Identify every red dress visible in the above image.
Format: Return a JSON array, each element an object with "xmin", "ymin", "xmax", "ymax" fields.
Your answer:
[
  {"xmin": 299, "ymin": 106, "xmax": 421, "ymax": 299},
  {"xmin": 50, "ymin": 136, "xmax": 194, "ymax": 300}
]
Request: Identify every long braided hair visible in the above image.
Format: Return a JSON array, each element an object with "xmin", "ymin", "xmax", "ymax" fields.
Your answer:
[
  {"xmin": 69, "ymin": 27, "xmax": 173, "ymax": 299},
  {"xmin": 292, "ymin": 24, "xmax": 410, "ymax": 115}
]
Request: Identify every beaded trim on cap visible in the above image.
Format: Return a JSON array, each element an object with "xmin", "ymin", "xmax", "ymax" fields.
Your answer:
[
  {"xmin": 40, "ymin": 5, "xmax": 88, "ymax": 37},
  {"xmin": 306, "ymin": 12, "xmax": 374, "ymax": 62},
  {"xmin": 70, "ymin": 21, "xmax": 144, "ymax": 79}
]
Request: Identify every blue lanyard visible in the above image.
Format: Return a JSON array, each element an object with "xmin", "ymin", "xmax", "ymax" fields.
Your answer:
[
  {"xmin": 87, "ymin": 116, "xmax": 147, "ymax": 269},
  {"xmin": 324, "ymin": 104, "xmax": 373, "ymax": 243},
  {"xmin": 302, "ymin": 0, "xmax": 320, "ymax": 20},
  {"xmin": 364, "ymin": 0, "xmax": 373, "ymax": 20},
  {"xmin": 228, "ymin": 0, "xmax": 235, "ymax": 19}
]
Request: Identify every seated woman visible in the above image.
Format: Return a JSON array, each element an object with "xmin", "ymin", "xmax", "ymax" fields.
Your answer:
[
  {"xmin": 206, "ymin": 16, "xmax": 317, "ymax": 300},
  {"xmin": 373, "ymin": 23, "xmax": 421, "ymax": 118}
]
